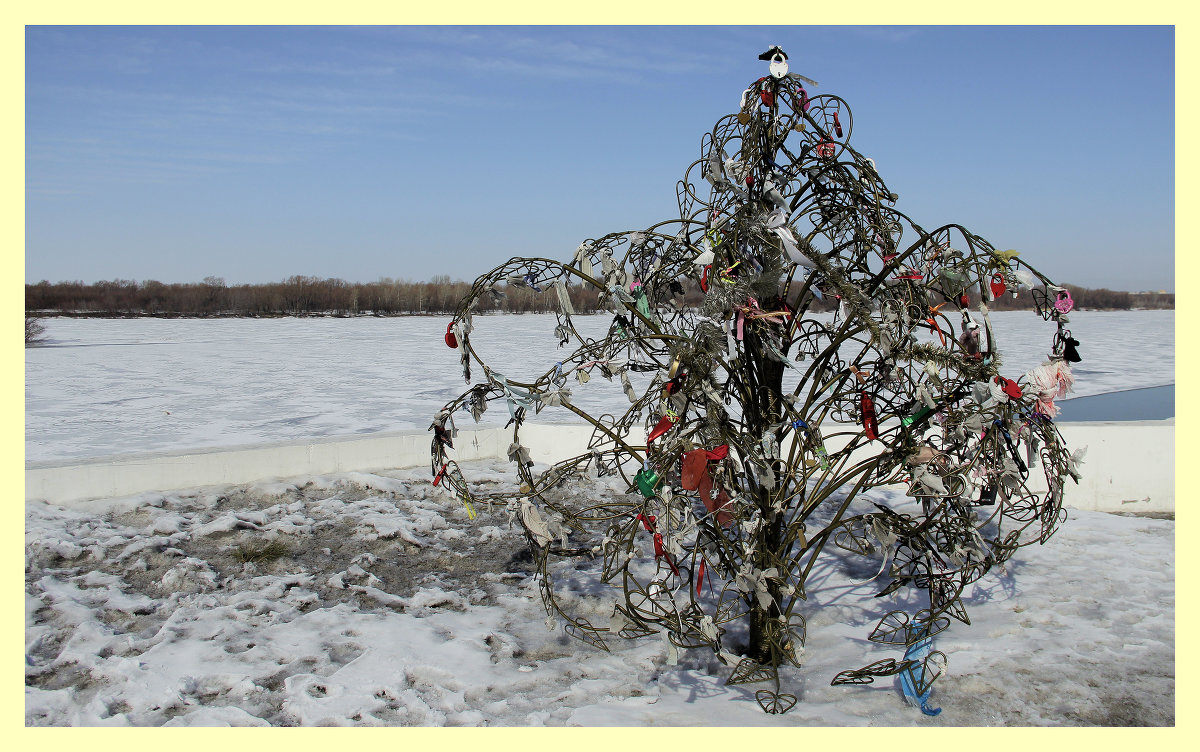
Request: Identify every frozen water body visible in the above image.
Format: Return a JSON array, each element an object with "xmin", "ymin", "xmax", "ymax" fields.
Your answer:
[
  {"xmin": 1056, "ymin": 385, "xmax": 1174, "ymax": 422},
  {"xmin": 25, "ymin": 461, "xmax": 1174, "ymax": 726},
  {"xmin": 24, "ymin": 311, "xmax": 1174, "ymax": 463}
]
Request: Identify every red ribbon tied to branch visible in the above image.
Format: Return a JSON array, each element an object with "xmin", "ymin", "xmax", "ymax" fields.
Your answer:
[
  {"xmin": 647, "ymin": 412, "xmax": 679, "ymax": 444},
  {"xmin": 925, "ymin": 303, "xmax": 947, "ymax": 346},
  {"xmin": 681, "ymin": 446, "xmax": 733, "ymax": 527},
  {"xmin": 860, "ymin": 391, "xmax": 879, "ymax": 440},
  {"xmin": 636, "ymin": 513, "xmax": 680, "ymax": 576}
]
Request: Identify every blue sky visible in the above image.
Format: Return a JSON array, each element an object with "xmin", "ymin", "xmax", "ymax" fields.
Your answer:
[{"xmin": 25, "ymin": 25, "xmax": 1175, "ymax": 291}]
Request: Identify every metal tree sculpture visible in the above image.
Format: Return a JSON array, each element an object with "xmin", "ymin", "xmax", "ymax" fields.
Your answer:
[{"xmin": 430, "ymin": 47, "xmax": 1080, "ymax": 715}]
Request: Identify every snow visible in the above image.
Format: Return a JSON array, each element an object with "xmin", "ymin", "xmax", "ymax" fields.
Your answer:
[
  {"xmin": 25, "ymin": 462, "xmax": 1174, "ymax": 726},
  {"xmin": 24, "ymin": 312, "xmax": 1175, "ymax": 725},
  {"xmin": 24, "ymin": 311, "xmax": 1174, "ymax": 464}
]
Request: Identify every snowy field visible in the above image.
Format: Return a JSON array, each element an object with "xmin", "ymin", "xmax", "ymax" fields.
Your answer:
[
  {"xmin": 25, "ymin": 312, "xmax": 1175, "ymax": 726},
  {"xmin": 25, "ymin": 462, "xmax": 1174, "ymax": 726},
  {"xmin": 24, "ymin": 311, "xmax": 1175, "ymax": 463}
]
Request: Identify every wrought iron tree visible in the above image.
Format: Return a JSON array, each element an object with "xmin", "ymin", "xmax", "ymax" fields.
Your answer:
[{"xmin": 430, "ymin": 47, "xmax": 1081, "ymax": 714}]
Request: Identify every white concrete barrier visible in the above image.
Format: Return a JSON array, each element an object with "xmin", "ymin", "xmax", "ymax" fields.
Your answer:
[
  {"xmin": 24, "ymin": 429, "xmax": 502, "ymax": 506},
  {"xmin": 25, "ymin": 420, "xmax": 1173, "ymax": 514},
  {"xmin": 1052, "ymin": 421, "xmax": 1174, "ymax": 514}
]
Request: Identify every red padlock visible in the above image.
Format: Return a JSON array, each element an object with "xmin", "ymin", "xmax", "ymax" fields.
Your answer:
[
  {"xmin": 996, "ymin": 376, "xmax": 1023, "ymax": 400},
  {"xmin": 833, "ymin": 110, "xmax": 843, "ymax": 138},
  {"xmin": 444, "ymin": 321, "xmax": 458, "ymax": 348},
  {"xmin": 989, "ymin": 273, "xmax": 1007, "ymax": 299},
  {"xmin": 815, "ymin": 140, "xmax": 836, "ymax": 159}
]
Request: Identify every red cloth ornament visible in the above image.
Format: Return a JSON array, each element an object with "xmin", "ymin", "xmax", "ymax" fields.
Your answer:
[
  {"xmin": 681, "ymin": 447, "xmax": 734, "ymax": 527},
  {"xmin": 647, "ymin": 414, "xmax": 676, "ymax": 444},
  {"xmin": 861, "ymin": 391, "xmax": 879, "ymax": 440},
  {"xmin": 636, "ymin": 512, "xmax": 679, "ymax": 576},
  {"xmin": 664, "ymin": 373, "xmax": 687, "ymax": 395},
  {"xmin": 652, "ymin": 532, "xmax": 680, "ymax": 576},
  {"xmin": 922, "ymin": 303, "xmax": 948, "ymax": 346}
]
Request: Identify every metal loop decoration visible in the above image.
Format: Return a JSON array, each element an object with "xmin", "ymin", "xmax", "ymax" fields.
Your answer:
[{"xmin": 429, "ymin": 49, "xmax": 1077, "ymax": 714}]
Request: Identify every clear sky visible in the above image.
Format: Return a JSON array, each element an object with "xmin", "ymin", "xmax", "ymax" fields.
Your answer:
[{"xmin": 25, "ymin": 25, "xmax": 1175, "ymax": 291}]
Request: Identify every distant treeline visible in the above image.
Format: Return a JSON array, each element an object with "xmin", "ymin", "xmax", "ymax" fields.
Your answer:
[
  {"xmin": 25, "ymin": 275, "xmax": 1173, "ymax": 317},
  {"xmin": 952, "ymin": 285, "xmax": 1173, "ymax": 312},
  {"xmin": 24, "ymin": 276, "xmax": 600, "ymax": 317}
]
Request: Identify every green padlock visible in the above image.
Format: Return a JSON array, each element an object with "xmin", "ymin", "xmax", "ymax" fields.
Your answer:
[
  {"xmin": 813, "ymin": 444, "xmax": 830, "ymax": 471},
  {"xmin": 635, "ymin": 468, "xmax": 661, "ymax": 499}
]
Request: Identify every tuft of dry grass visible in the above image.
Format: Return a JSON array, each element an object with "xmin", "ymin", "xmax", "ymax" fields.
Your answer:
[{"xmin": 233, "ymin": 539, "xmax": 291, "ymax": 565}]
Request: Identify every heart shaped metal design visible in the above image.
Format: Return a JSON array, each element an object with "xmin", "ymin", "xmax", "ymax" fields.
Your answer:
[
  {"xmin": 755, "ymin": 689, "xmax": 798, "ymax": 714},
  {"xmin": 831, "ymin": 657, "xmax": 915, "ymax": 686},
  {"xmin": 726, "ymin": 657, "xmax": 776, "ymax": 686},
  {"xmin": 911, "ymin": 650, "xmax": 948, "ymax": 695}
]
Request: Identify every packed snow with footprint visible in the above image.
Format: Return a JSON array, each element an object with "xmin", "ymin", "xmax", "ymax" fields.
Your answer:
[{"xmin": 25, "ymin": 460, "xmax": 1174, "ymax": 726}]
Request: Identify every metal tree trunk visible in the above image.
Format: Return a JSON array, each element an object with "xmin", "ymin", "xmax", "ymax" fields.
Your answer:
[{"xmin": 743, "ymin": 325, "xmax": 787, "ymax": 665}]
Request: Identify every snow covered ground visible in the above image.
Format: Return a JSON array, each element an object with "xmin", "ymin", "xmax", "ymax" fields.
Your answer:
[
  {"xmin": 25, "ymin": 461, "xmax": 1174, "ymax": 726},
  {"xmin": 24, "ymin": 311, "xmax": 1174, "ymax": 463},
  {"xmin": 25, "ymin": 312, "xmax": 1176, "ymax": 726}
]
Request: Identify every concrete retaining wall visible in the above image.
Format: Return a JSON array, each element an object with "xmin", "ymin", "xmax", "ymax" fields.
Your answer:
[
  {"xmin": 26, "ymin": 420, "xmax": 1173, "ymax": 514},
  {"xmin": 1050, "ymin": 421, "xmax": 1174, "ymax": 514}
]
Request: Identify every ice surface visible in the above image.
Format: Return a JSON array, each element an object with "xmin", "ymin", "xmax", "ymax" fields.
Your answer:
[
  {"xmin": 24, "ymin": 311, "xmax": 1174, "ymax": 463},
  {"xmin": 25, "ymin": 462, "xmax": 1174, "ymax": 726}
]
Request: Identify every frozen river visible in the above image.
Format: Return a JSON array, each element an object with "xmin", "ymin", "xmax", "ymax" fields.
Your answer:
[{"xmin": 25, "ymin": 311, "xmax": 1174, "ymax": 464}]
